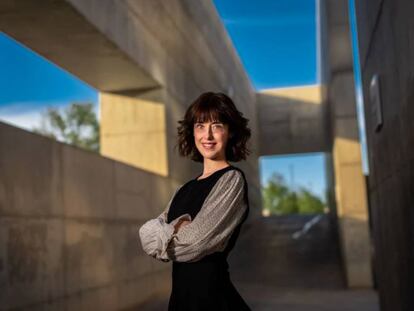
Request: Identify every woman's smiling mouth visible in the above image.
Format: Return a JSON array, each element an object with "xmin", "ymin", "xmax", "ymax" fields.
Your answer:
[{"xmin": 202, "ymin": 143, "xmax": 216, "ymax": 150}]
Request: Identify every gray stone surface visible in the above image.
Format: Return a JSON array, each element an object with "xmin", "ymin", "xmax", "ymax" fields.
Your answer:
[
  {"xmin": 62, "ymin": 144, "xmax": 116, "ymax": 219},
  {"xmin": 355, "ymin": 0, "xmax": 414, "ymax": 309},
  {"xmin": 0, "ymin": 122, "xmax": 172, "ymax": 309},
  {"xmin": 0, "ymin": 218, "xmax": 64, "ymax": 309},
  {"xmin": 0, "ymin": 123, "xmax": 63, "ymax": 217}
]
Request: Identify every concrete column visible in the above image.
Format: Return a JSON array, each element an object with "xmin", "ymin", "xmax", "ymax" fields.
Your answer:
[
  {"xmin": 331, "ymin": 91, "xmax": 373, "ymax": 287},
  {"xmin": 100, "ymin": 89, "xmax": 168, "ymax": 176},
  {"xmin": 323, "ymin": 0, "xmax": 373, "ymax": 288}
]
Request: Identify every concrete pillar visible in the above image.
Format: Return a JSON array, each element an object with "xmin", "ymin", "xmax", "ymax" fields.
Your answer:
[
  {"xmin": 331, "ymin": 86, "xmax": 373, "ymax": 287},
  {"xmin": 100, "ymin": 89, "xmax": 168, "ymax": 176},
  {"xmin": 323, "ymin": 0, "xmax": 373, "ymax": 287}
]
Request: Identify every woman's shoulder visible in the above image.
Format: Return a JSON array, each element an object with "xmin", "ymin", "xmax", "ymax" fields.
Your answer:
[
  {"xmin": 225, "ymin": 165, "xmax": 246, "ymax": 180},
  {"xmin": 208, "ymin": 166, "xmax": 249, "ymax": 205},
  {"xmin": 218, "ymin": 165, "xmax": 246, "ymax": 187}
]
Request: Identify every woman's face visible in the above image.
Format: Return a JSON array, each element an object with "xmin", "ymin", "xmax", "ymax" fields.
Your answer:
[{"xmin": 193, "ymin": 120, "xmax": 230, "ymax": 161}]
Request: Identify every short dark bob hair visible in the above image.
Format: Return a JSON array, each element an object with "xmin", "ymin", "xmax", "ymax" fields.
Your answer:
[{"xmin": 175, "ymin": 91, "xmax": 251, "ymax": 162}]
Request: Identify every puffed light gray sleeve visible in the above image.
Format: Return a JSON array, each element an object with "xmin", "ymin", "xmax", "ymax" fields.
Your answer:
[
  {"xmin": 138, "ymin": 185, "xmax": 192, "ymax": 262},
  {"xmin": 165, "ymin": 169, "xmax": 248, "ymax": 263}
]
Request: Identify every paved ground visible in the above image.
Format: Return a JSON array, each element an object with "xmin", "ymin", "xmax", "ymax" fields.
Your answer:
[{"xmin": 135, "ymin": 214, "xmax": 380, "ymax": 311}]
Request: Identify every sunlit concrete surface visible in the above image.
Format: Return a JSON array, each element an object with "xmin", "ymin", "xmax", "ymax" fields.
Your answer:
[{"xmin": 100, "ymin": 90, "xmax": 169, "ymax": 176}]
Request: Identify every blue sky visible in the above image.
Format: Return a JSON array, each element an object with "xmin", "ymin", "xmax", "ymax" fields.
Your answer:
[
  {"xmin": 0, "ymin": 32, "xmax": 98, "ymax": 129},
  {"xmin": 213, "ymin": 0, "xmax": 317, "ymax": 89},
  {"xmin": 0, "ymin": 0, "xmax": 340, "ymax": 203},
  {"xmin": 259, "ymin": 153, "xmax": 327, "ymax": 200},
  {"xmin": 349, "ymin": 0, "xmax": 369, "ymax": 174},
  {"xmin": 213, "ymin": 0, "xmax": 327, "ymax": 200}
]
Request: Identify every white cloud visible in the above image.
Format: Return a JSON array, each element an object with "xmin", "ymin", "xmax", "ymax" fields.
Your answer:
[
  {"xmin": 0, "ymin": 105, "xmax": 43, "ymax": 131},
  {"xmin": 0, "ymin": 100, "xmax": 100, "ymax": 132}
]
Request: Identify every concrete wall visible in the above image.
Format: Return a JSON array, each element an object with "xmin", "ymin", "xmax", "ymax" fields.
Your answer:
[
  {"xmin": 355, "ymin": 0, "xmax": 414, "ymax": 309},
  {"xmin": 0, "ymin": 121, "xmax": 184, "ymax": 310}
]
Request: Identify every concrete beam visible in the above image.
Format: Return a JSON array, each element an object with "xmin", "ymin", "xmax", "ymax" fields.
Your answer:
[
  {"xmin": 257, "ymin": 85, "xmax": 330, "ymax": 156},
  {"xmin": 0, "ymin": 0, "xmax": 158, "ymax": 93}
]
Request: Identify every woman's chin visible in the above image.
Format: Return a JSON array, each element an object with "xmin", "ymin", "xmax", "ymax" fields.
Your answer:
[{"xmin": 203, "ymin": 153, "xmax": 222, "ymax": 160}]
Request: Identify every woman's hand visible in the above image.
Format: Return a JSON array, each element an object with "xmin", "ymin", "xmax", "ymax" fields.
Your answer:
[{"xmin": 174, "ymin": 219, "xmax": 191, "ymax": 233}]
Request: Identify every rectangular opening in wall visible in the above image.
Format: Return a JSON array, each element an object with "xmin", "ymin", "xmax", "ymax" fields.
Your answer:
[{"xmin": 260, "ymin": 152, "xmax": 328, "ymax": 216}]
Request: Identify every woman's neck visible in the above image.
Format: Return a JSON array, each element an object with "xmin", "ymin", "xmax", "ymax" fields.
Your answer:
[{"xmin": 201, "ymin": 160, "xmax": 230, "ymax": 175}]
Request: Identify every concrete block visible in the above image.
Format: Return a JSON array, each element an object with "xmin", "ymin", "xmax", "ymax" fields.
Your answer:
[
  {"xmin": 326, "ymin": 0, "xmax": 349, "ymax": 26},
  {"xmin": 65, "ymin": 284, "xmax": 119, "ymax": 311},
  {"xmin": 0, "ymin": 122, "xmax": 63, "ymax": 217},
  {"xmin": 333, "ymin": 117, "xmax": 360, "ymax": 145},
  {"xmin": 114, "ymin": 148, "xmax": 186, "ymax": 221},
  {"xmin": 333, "ymin": 136, "xmax": 362, "ymax": 166},
  {"xmin": 335, "ymin": 162, "xmax": 369, "ymax": 216},
  {"xmin": 330, "ymin": 73, "xmax": 357, "ymax": 117},
  {"xmin": 117, "ymin": 275, "xmax": 155, "ymax": 310},
  {"xmin": 100, "ymin": 92, "xmax": 168, "ymax": 176},
  {"xmin": 24, "ymin": 299, "xmax": 67, "ymax": 311},
  {"xmin": 115, "ymin": 190, "xmax": 152, "ymax": 221},
  {"xmin": 328, "ymin": 25, "xmax": 353, "ymax": 72},
  {"xmin": 0, "ymin": 218, "xmax": 64, "ymax": 309},
  {"xmin": 118, "ymin": 224, "xmax": 153, "ymax": 282},
  {"xmin": 64, "ymin": 220, "xmax": 120, "ymax": 295},
  {"xmin": 152, "ymin": 268, "xmax": 172, "ymax": 297},
  {"xmin": 339, "ymin": 216, "xmax": 372, "ymax": 287},
  {"xmin": 125, "ymin": 0, "xmax": 224, "ymax": 91},
  {"xmin": 62, "ymin": 144, "xmax": 116, "ymax": 219}
]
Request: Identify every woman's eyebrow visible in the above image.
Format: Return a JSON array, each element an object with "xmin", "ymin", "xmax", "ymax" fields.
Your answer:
[{"xmin": 195, "ymin": 121, "xmax": 222, "ymax": 125}]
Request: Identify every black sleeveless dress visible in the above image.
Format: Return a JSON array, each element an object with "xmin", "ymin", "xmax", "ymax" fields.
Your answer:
[{"xmin": 166, "ymin": 165, "xmax": 251, "ymax": 311}]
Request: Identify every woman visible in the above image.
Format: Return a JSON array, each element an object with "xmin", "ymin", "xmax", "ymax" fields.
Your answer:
[{"xmin": 138, "ymin": 91, "xmax": 252, "ymax": 310}]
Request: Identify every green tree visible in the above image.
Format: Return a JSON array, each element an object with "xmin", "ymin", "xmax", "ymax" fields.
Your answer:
[
  {"xmin": 297, "ymin": 187, "xmax": 325, "ymax": 214},
  {"xmin": 32, "ymin": 102, "xmax": 100, "ymax": 152},
  {"xmin": 262, "ymin": 172, "xmax": 325, "ymax": 215}
]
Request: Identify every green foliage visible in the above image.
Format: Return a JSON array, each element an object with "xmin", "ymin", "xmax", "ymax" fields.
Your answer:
[
  {"xmin": 262, "ymin": 172, "xmax": 326, "ymax": 215},
  {"xmin": 32, "ymin": 102, "xmax": 100, "ymax": 152}
]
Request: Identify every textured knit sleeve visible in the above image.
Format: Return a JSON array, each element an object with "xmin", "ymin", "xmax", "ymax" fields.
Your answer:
[
  {"xmin": 166, "ymin": 169, "xmax": 248, "ymax": 263},
  {"xmin": 138, "ymin": 185, "xmax": 192, "ymax": 262}
]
